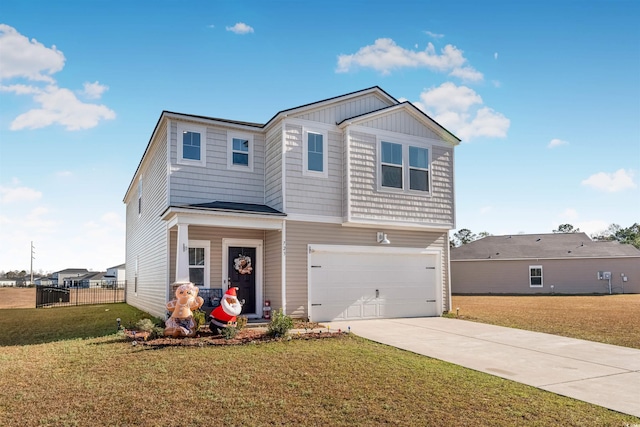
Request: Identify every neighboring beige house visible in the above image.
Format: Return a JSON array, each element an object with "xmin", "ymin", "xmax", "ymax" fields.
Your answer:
[
  {"xmin": 104, "ymin": 264, "xmax": 125, "ymax": 286},
  {"xmin": 50, "ymin": 268, "xmax": 89, "ymax": 286},
  {"xmin": 451, "ymin": 233, "xmax": 640, "ymax": 294},
  {"xmin": 123, "ymin": 87, "xmax": 460, "ymax": 321}
]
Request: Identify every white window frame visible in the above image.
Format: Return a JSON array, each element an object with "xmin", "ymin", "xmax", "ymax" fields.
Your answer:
[
  {"xmin": 227, "ymin": 132, "xmax": 254, "ymax": 172},
  {"xmin": 377, "ymin": 138, "xmax": 431, "ymax": 194},
  {"xmin": 303, "ymin": 128, "xmax": 328, "ymax": 178},
  {"xmin": 529, "ymin": 265, "xmax": 543, "ymax": 288},
  {"xmin": 188, "ymin": 240, "xmax": 210, "ymax": 288},
  {"xmin": 177, "ymin": 123, "xmax": 207, "ymax": 167},
  {"xmin": 137, "ymin": 177, "xmax": 142, "ymax": 217}
]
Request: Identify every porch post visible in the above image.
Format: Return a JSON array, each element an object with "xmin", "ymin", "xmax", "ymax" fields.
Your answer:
[{"xmin": 175, "ymin": 223, "xmax": 190, "ymax": 284}]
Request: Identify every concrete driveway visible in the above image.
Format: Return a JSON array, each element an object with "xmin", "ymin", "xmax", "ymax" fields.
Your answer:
[{"xmin": 329, "ymin": 317, "xmax": 640, "ymax": 417}]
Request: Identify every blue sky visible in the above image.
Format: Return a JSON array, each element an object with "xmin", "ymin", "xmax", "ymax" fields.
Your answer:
[{"xmin": 1, "ymin": 0, "xmax": 638, "ymax": 273}]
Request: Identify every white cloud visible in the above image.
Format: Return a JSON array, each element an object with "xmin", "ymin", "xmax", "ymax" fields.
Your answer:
[
  {"xmin": 581, "ymin": 169, "xmax": 637, "ymax": 192},
  {"xmin": 208, "ymin": 24, "xmax": 215, "ymax": 29},
  {"xmin": 548, "ymin": 138, "xmax": 568, "ymax": 148},
  {"xmin": 479, "ymin": 206, "xmax": 492, "ymax": 214},
  {"xmin": 559, "ymin": 208, "xmax": 579, "ymax": 220},
  {"xmin": 412, "ymin": 82, "xmax": 510, "ymax": 141},
  {"xmin": 226, "ymin": 22, "xmax": 254, "ymax": 34},
  {"xmin": 336, "ymin": 38, "xmax": 483, "ymax": 81},
  {"xmin": 81, "ymin": 81, "xmax": 108, "ymax": 99},
  {"xmin": 0, "ymin": 183, "xmax": 42, "ymax": 203},
  {"xmin": 491, "ymin": 80, "xmax": 502, "ymax": 88},
  {"xmin": 0, "ymin": 24, "xmax": 65, "ymax": 82},
  {"xmin": 574, "ymin": 220, "xmax": 610, "ymax": 236},
  {"xmin": 424, "ymin": 31, "xmax": 444, "ymax": 39},
  {"xmin": 494, "ymin": 52, "xmax": 498, "ymax": 60},
  {"xmin": 0, "ymin": 26, "xmax": 115, "ymax": 131},
  {"xmin": 5, "ymin": 84, "xmax": 115, "ymax": 130}
]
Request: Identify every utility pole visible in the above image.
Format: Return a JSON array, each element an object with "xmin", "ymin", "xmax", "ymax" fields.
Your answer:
[{"xmin": 30, "ymin": 241, "xmax": 35, "ymax": 286}]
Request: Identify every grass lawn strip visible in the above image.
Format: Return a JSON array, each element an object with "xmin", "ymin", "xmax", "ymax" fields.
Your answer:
[
  {"xmin": 451, "ymin": 294, "xmax": 640, "ymax": 349},
  {"xmin": 1, "ymin": 334, "xmax": 638, "ymax": 426}
]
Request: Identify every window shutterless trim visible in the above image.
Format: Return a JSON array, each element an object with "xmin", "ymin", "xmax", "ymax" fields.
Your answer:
[{"xmin": 177, "ymin": 123, "xmax": 207, "ymax": 167}]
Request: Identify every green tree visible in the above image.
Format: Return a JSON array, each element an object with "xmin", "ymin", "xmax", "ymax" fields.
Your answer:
[
  {"xmin": 451, "ymin": 229, "xmax": 477, "ymax": 247},
  {"xmin": 592, "ymin": 223, "xmax": 640, "ymax": 249},
  {"xmin": 553, "ymin": 224, "xmax": 580, "ymax": 233}
]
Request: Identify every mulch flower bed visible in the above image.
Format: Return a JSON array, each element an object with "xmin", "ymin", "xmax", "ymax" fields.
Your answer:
[{"xmin": 125, "ymin": 327, "xmax": 345, "ymax": 348}]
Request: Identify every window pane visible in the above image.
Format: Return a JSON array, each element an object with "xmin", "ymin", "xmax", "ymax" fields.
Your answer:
[
  {"xmin": 309, "ymin": 133, "xmax": 323, "ymax": 153},
  {"xmin": 233, "ymin": 138, "xmax": 249, "ymax": 152},
  {"xmin": 382, "ymin": 165, "xmax": 402, "ymax": 188},
  {"xmin": 189, "ymin": 248, "xmax": 205, "ymax": 266},
  {"xmin": 531, "ymin": 277, "xmax": 542, "ymax": 285},
  {"xmin": 183, "ymin": 146, "xmax": 200, "ymax": 161},
  {"xmin": 410, "ymin": 169, "xmax": 429, "ymax": 191},
  {"xmin": 308, "ymin": 152, "xmax": 323, "ymax": 172},
  {"xmin": 409, "ymin": 146, "xmax": 428, "ymax": 169},
  {"xmin": 233, "ymin": 152, "xmax": 249, "ymax": 166},
  {"xmin": 189, "ymin": 268, "xmax": 204, "ymax": 287},
  {"xmin": 381, "ymin": 142, "xmax": 402, "ymax": 165}
]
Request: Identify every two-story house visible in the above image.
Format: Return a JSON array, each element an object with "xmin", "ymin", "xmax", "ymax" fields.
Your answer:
[{"xmin": 123, "ymin": 87, "xmax": 459, "ymax": 322}]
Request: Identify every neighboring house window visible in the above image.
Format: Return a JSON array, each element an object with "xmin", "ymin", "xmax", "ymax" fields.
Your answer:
[
  {"xmin": 303, "ymin": 128, "xmax": 328, "ymax": 177},
  {"xmin": 137, "ymin": 178, "xmax": 142, "ymax": 216},
  {"xmin": 379, "ymin": 140, "xmax": 431, "ymax": 193},
  {"xmin": 177, "ymin": 123, "xmax": 207, "ymax": 167},
  {"xmin": 188, "ymin": 240, "xmax": 210, "ymax": 287},
  {"xmin": 134, "ymin": 256, "xmax": 139, "ymax": 293},
  {"xmin": 381, "ymin": 141, "xmax": 403, "ymax": 189},
  {"xmin": 227, "ymin": 132, "xmax": 253, "ymax": 171},
  {"xmin": 529, "ymin": 265, "xmax": 543, "ymax": 287}
]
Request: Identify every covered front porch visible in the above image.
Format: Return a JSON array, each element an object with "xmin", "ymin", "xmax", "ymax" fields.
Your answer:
[{"xmin": 162, "ymin": 202, "xmax": 286, "ymax": 319}]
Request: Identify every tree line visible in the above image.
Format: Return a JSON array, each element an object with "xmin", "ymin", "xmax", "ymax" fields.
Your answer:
[{"xmin": 450, "ymin": 223, "xmax": 640, "ymax": 249}]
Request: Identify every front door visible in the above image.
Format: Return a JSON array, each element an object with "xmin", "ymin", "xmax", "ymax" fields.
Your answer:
[{"xmin": 228, "ymin": 246, "xmax": 256, "ymax": 314}]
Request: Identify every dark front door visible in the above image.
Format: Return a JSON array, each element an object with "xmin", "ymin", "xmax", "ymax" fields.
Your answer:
[{"xmin": 228, "ymin": 247, "xmax": 256, "ymax": 314}]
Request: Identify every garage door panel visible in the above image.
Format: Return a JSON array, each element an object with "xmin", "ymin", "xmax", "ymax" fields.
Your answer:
[{"xmin": 309, "ymin": 247, "xmax": 440, "ymax": 322}]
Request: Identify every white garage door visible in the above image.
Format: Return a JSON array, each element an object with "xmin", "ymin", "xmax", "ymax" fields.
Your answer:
[{"xmin": 308, "ymin": 245, "xmax": 440, "ymax": 322}]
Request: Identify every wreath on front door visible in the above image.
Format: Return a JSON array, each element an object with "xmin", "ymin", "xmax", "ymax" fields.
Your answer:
[{"xmin": 234, "ymin": 254, "xmax": 253, "ymax": 275}]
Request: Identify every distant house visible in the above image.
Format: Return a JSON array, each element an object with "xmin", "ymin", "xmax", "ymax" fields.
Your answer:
[
  {"xmin": 0, "ymin": 279, "xmax": 18, "ymax": 287},
  {"xmin": 123, "ymin": 86, "xmax": 460, "ymax": 321},
  {"xmin": 64, "ymin": 272, "xmax": 106, "ymax": 288},
  {"xmin": 451, "ymin": 233, "xmax": 640, "ymax": 294},
  {"xmin": 50, "ymin": 268, "xmax": 89, "ymax": 287},
  {"xmin": 103, "ymin": 264, "xmax": 125, "ymax": 286}
]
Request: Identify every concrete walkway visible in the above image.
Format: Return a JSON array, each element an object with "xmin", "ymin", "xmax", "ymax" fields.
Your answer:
[{"xmin": 329, "ymin": 317, "xmax": 640, "ymax": 417}]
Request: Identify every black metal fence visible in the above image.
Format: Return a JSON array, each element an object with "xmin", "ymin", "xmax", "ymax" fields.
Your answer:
[{"xmin": 36, "ymin": 282, "xmax": 126, "ymax": 308}]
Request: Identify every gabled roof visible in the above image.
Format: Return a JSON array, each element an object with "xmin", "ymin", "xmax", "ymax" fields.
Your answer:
[
  {"xmin": 53, "ymin": 268, "xmax": 89, "ymax": 275},
  {"xmin": 337, "ymin": 101, "xmax": 460, "ymax": 145},
  {"xmin": 451, "ymin": 232, "xmax": 640, "ymax": 260}
]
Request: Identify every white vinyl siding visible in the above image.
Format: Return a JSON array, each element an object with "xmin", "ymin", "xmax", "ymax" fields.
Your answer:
[
  {"xmin": 265, "ymin": 128, "xmax": 283, "ymax": 211},
  {"xmin": 347, "ymin": 130, "xmax": 454, "ymax": 226},
  {"xmin": 169, "ymin": 121, "xmax": 265, "ymax": 206},
  {"xmin": 125, "ymin": 124, "xmax": 170, "ymax": 318},
  {"xmin": 285, "ymin": 221, "xmax": 450, "ymax": 318},
  {"xmin": 285, "ymin": 124, "xmax": 342, "ymax": 217},
  {"xmin": 360, "ymin": 109, "xmax": 441, "ymax": 139},
  {"xmin": 293, "ymin": 93, "xmax": 392, "ymax": 125}
]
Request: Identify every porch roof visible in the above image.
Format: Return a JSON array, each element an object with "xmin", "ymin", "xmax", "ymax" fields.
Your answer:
[{"xmin": 178, "ymin": 201, "xmax": 286, "ymax": 216}]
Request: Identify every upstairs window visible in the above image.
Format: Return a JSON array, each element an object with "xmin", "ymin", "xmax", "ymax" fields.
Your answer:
[
  {"xmin": 409, "ymin": 146, "xmax": 429, "ymax": 191},
  {"xmin": 177, "ymin": 123, "xmax": 206, "ymax": 167},
  {"xmin": 379, "ymin": 140, "xmax": 431, "ymax": 193},
  {"xmin": 303, "ymin": 128, "xmax": 328, "ymax": 177},
  {"xmin": 227, "ymin": 132, "xmax": 254, "ymax": 171},
  {"xmin": 381, "ymin": 141, "xmax": 403, "ymax": 189}
]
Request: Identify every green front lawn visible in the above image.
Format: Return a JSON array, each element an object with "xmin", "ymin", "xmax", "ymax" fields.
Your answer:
[{"xmin": 1, "ymin": 304, "xmax": 638, "ymax": 426}]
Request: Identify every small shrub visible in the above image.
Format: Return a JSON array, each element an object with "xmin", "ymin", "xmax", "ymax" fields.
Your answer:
[
  {"xmin": 267, "ymin": 309, "xmax": 294, "ymax": 338},
  {"xmin": 221, "ymin": 325, "xmax": 238, "ymax": 340},
  {"xmin": 135, "ymin": 318, "xmax": 156, "ymax": 333},
  {"xmin": 192, "ymin": 309, "xmax": 206, "ymax": 330},
  {"xmin": 236, "ymin": 315, "xmax": 248, "ymax": 331}
]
